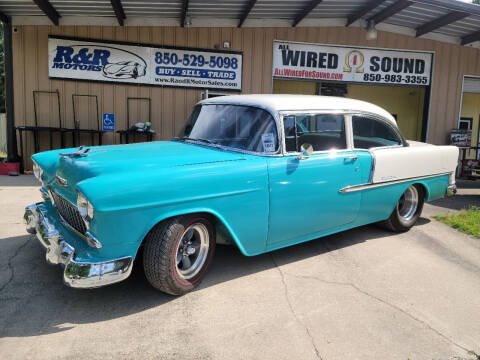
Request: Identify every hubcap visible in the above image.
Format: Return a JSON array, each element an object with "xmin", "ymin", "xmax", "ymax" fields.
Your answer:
[
  {"xmin": 397, "ymin": 185, "xmax": 419, "ymax": 221},
  {"xmin": 175, "ymin": 223, "xmax": 209, "ymax": 280}
]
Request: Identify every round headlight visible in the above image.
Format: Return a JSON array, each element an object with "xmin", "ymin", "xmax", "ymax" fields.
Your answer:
[
  {"xmin": 77, "ymin": 192, "xmax": 94, "ymax": 221},
  {"xmin": 32, "ymin": 161, "xmax": 43, "ymax": 181}
]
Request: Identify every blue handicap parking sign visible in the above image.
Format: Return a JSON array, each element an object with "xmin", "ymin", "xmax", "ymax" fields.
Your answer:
[{"xmin": 102, "ymin": 113, "xmax": 115, "ymax": 131}]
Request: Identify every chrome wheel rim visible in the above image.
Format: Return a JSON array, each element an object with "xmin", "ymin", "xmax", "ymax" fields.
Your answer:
[
  {"xmin": 175, "ymin": 223, "xmax": 209, "ymax": 280},
  {"xmin": 397, "ymin": 185, "xmax": 419, "ymax": 221}
]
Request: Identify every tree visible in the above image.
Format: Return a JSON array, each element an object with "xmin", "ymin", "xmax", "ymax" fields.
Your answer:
[{"xmin": 473, "ymin": 0, "xmax": 480, "ymax": 5}]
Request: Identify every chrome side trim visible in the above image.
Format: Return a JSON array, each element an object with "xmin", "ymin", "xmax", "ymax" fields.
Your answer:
[
  {"xmin": 86, "ymin": 231, "xmax": 103, "ymax": 249},
  {"xmin": 339, "ymin": 172, "xmax": 451, "ymax": 193},
  {"xmin": 24, "ymin": 202, "xmax": 132, "ymax": 288}
]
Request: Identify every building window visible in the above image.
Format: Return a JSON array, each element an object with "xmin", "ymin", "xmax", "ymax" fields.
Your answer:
[{"xmin": 459, "ymin": 117, "xmax": 472, "ymax": 130}]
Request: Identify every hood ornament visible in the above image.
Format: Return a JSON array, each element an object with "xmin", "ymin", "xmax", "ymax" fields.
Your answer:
[{"xmin": 59, "ymin": 146, "xmax": 90, "ymax": 158}]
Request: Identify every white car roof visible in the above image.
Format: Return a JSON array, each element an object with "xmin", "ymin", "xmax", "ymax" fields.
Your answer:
[{"xmin": 200, "ymin": 94, "xmax": 397, "ymax": 126}]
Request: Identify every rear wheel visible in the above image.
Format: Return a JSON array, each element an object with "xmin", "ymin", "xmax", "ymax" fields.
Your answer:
[
  {"xmin": 143, "ymin": 215, "xmax": 215, "ymax": 295},
  {"xmin": 379, "ymin": 185, "xmax": 424, "ymax": 232}
]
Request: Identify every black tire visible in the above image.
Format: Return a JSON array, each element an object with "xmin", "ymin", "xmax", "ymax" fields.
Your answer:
[
  {"xmin": 143, "ymin": 215, "xmax": 215, "ymax": 295},
  {"xmin": 378, "ymin": 184, "xmax": 425, "ymax": 232}
]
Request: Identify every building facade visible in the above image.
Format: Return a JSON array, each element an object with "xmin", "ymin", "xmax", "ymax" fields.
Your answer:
[{"xmin": 8, "ymin": 23, "xmax": 480, "ymax": 169}]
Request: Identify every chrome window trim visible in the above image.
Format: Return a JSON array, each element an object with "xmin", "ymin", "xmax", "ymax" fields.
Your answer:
[
  {"xmin": 182, "ymin": 106, "xmax": 406, "ymax": 158},
  {"xmin": 278, "ymin": 110, "xmax": 405, "ymax": 156},
  {"xmin": 180, "ymin": 103, "xmax": 283, "ymax": 157},
  {"xmin": 339, "ymin": 172, "xmax": 451, "ymax": 193},
  {"xmin": 175, "ymin": 139, "xmax": 284, "ymax": 158},
  {"xmin": 345, "ymin": 114, "xmax": 354, "ymax": 150},
  {"xmin": 281, "ymin": 148, "xmax": 354, "ymax": 159},
  {"xmin": 349, "ymin": 112, "xmax": 407, "ymax": 149},
  {"xmin": 279, "ymin": 111, "xmax": 352, "ymax": 156},
  {"xmin": 348, "ymin": 113, "xmax": 407, "ymax": 184}
]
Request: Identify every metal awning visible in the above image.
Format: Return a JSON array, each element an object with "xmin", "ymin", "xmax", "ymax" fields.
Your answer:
[{"xmin": 0, "ymin": 0, "xmax": 479, "ymax": 45}]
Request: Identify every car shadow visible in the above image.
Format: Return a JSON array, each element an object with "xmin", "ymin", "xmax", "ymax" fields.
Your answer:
[
  {"xmin": 415, "ymin": 217, "xmax": 431, "ymax": 226},
  {"xmin": 456, "ymin": 179, "xmax": 480, "ymax": 190},
  {"xmin": 429, "ymin": 194, "xmax": 480, "ymax": 211},
  {"xmin": 0, "ymin": 224, "xmax": 400, "ymax": 338}
]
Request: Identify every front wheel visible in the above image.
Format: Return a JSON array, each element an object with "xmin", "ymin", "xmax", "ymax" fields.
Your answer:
[
  {"xmin": 143, "ymin": 215, "xmax": 215, "ymax": 295},
  {"xmin": 378, "ymin": 184, "xmax": 424, "ymax": 232}
]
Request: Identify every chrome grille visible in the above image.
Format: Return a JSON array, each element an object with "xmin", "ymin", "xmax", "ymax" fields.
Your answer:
[{"xmin": 51, "ymin": 191, "xmax": 87, "ymax": 235}]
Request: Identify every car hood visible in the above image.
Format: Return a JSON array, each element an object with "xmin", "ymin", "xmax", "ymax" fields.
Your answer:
[{"xmin": 35, "ymin": 141, "xmax": 249, "ymax": 200}]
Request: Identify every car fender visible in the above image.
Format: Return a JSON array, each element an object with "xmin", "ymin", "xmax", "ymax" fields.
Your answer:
[{"xmin": 76, "ymin": 158, "xmax": 270, "ymax": 257}]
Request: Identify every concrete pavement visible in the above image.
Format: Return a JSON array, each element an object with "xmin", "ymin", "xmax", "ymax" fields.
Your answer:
[{"xmin": 0, "ymin": 175, "xmax": 479, "ymax": 360}]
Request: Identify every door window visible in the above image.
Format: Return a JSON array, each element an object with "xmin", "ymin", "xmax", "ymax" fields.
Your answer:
[
  {"xmin": 283, "ymin": 114, "xmax": 346, "ymax": 152},
  {"xmin": 352, "ymin": 116, "xmax": 402, "ymax": 149}
]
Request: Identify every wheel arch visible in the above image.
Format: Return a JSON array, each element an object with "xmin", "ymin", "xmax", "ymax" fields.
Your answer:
[
  {"xmin": 137, "ymin": 208, "xmax": 247, "ymax": 257},
  {"xmin": 412, "ymin": 182, "xmax": 429, "ymax": 200}
]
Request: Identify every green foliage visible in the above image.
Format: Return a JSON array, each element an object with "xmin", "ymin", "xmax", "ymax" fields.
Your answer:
[
  {"xmin": 433, "ymin": 207, "xmax": 480, "ymax": 238},
  {"xmin": 468, "ymin": 350, "xmax": 480, "ymax": 360},
  {"xmin": 473, "ymin": 0, "xmax": 480, "ymax": 5}
]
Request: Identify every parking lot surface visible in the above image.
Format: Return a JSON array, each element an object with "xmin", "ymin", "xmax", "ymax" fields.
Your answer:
[{"xmin": 1, "ymin": 176, "xmax": 479, "ymax": 360}]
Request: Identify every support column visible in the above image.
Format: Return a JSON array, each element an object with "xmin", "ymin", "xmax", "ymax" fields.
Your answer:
[{"xmin": 4, "ymin": 20, "xmax": 18, "ymax": 162}]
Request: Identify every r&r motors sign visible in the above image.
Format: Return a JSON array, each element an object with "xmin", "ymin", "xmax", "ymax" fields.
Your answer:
[
  {"xmin": 48, "ymin": 36, "xmax": 243, "ymax": 91},
  {"xmin": 273, "ymin": 40, "xmax": 433, "ymax": 86}
]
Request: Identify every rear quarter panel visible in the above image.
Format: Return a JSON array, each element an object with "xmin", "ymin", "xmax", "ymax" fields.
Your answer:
[
  {"xmin": 354, "ymin": 174, "xmax": 450, "ymax": 226},
  {"xmin": 371, "ymin": 143, "xmax": 458, "ymax": 184}
]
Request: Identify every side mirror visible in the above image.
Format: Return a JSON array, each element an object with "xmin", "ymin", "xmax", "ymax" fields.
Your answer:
[{"xmin": 297, "ymin": 143, "xmax": 313, "ymax": 160}]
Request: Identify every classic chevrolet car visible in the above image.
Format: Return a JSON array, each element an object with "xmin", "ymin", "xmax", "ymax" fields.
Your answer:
[{"xmin": 24, "ymin": 95, "xmax": 459, "ymax": 295}]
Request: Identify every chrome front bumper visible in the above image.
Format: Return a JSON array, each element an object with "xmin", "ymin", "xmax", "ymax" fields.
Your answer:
[
  {"xmin": 24, "ymin": 202, "xmax": 133, "ymax": 288},
  {"xmin": 446, "ymin": 184, "xmax": 457, "ymax": 196}
]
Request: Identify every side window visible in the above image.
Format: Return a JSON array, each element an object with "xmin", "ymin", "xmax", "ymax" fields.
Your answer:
[
  {"xmin": 352, "ymin": 116, "xmax": 402, "ymax": 149},
  {"xmin": 284, "ymin": 114, "xmax": 346, "ymax": 152}
]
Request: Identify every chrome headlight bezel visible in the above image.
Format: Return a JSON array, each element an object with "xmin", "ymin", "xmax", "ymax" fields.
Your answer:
[
  {"xmin": 77, "ymin": 191, "xmax": 94, "ymax": 222},
  {"xmin": 32, "ymin": 161, "xmax": 43, "ymax": 182}
]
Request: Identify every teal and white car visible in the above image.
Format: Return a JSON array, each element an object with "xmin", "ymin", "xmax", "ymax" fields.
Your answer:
[{"xmin": 24, "ymin": 95, "xmax": 459, "ymax": 295}]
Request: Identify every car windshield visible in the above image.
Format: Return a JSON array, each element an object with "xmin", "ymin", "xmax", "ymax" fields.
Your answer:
[{"xmin": 180, "ymin": 104, "xmax": 279, "ymax": 154}]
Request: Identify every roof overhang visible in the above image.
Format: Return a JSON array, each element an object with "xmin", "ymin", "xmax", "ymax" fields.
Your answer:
[{"xmin": 1, "ymin": 0, "xmax": 479, "ymax": 47}]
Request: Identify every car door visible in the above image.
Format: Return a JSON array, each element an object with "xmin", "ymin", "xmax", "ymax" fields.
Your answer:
[{"xmin": 267, "ymin": 113, "xmax": 364, "ymax": 246}]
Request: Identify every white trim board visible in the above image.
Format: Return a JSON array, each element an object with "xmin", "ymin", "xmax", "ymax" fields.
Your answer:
[{"xmin": 10, "ymin": 15, "xmax": 476, "ymax": 48}]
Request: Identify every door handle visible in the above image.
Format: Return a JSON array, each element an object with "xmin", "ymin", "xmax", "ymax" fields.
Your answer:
[{"xmin": 344, "ymin": 155, "xmax": 358, "ymax": 163}]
